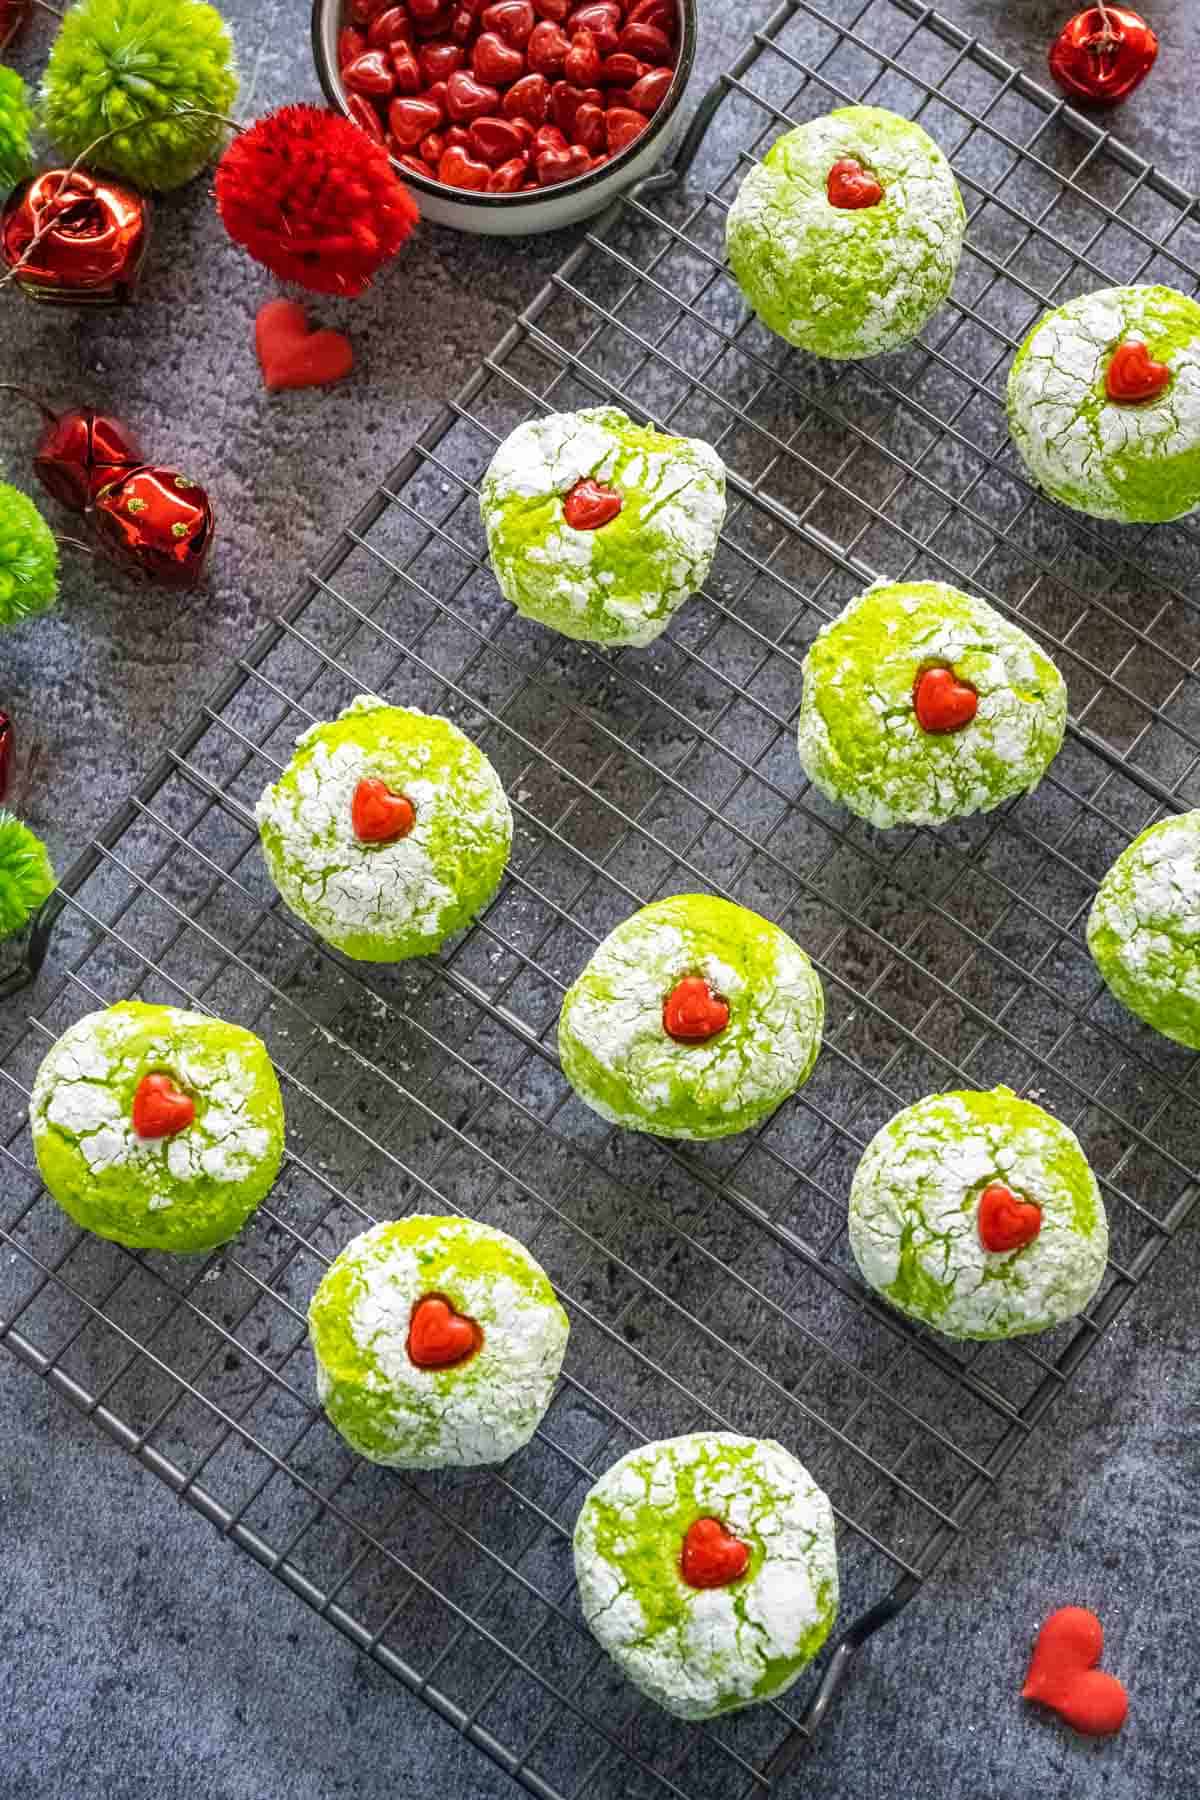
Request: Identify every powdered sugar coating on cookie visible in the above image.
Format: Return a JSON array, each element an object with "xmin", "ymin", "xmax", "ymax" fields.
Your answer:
[
  {"xmin": 1006, "ymin": 284, "xmax": 1200, "ymax": 522},
  {"xmin": 725, "ymin": 106, "xmax": 965, "ymax": 359},
  {"xmin": 480, "ymin": 406, "xmax": 726, "ymax": 648},
  {"xmin": 557, "ymin": 893, "xmax": 823, "ymax": 1140},
  {"xmin": 574, "ymin": 1431, "xmax": 838, "ymax": 1720},
  {"xmin": 796, "ymin": 580, "xmax": 1067, "ymax": 828},
  {"xmin": 256, "ymin": 697, "xmax": 512, "ymax": 962},
  {"xmin": 848, "ymin": 1086, "xmax": 1107, "ymax": 1340},
  {"xmin": 308, "ymin": 1214, "xmax": 569, "ymax": 1469},
  {"xmin": 1087, "ymin": 809, "xmax": 1200, "ymax": 1048}
]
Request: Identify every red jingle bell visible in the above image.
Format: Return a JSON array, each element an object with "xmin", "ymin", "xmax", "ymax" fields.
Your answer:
[
  {"xmin": 1, "ymin": 169, "xmax": 150, "ymax": 308},
  {"xmin": 32, "ymin": 409, "xmax": 145, "ymax": 513},
  {"xmin": 1047, "ymin": 6, "xmax": 1158, "ymax": 106},
  {"xmin": 0, "ymin": 0, "xmax": 30, "ymax": 52},
  {"xmin": 0, "ymin": 711, "xmax": 12, "ymax": 807},
  {"xmin": 93, "ymin": 467, "xmax": 215, "ymax": 591}
]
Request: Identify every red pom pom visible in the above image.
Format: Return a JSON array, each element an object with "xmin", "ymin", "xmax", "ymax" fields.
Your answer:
[{"xmin": 214, "ymin": 104, "xmax": 418, "ymax": 297}]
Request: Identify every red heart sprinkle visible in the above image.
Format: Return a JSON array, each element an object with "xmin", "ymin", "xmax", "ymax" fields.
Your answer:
[
  {"xmin": 132, "ymin": 1072, "xmax": 196, "ymax": 1140},
  {"xmin": 628, "ymin": 66, "xmax": 673, "ymax": 113},
  {"xmin": 680, "ymin": 1518, "xmax": 751, "ymax": 1589},
  {"xmin": 663, "ymin": 976, "xmax": 730, "ymax": 1043},
  {"xmin": 488, "ymin": 156, "xmax": 529, "ymax": 191},
  {"xmin": 473, "ymin": 29, "xmax": 525, "ymax": 84},
  {"xmin": 1106, "ymin": 340, "xmax": 1170, "ymax": 403},
  {"xmin": 569, "ymin": 3, "xmax": 620, "ymax": 55},
  {"xmin": 606, "ymin": 105, "xmax": 645, "ymax": 153},
  {"xmin": 469, "ymin": 114, "xmax": 526, "ymax": 163},
  {"xmin": 447, "ymin": 69, "xmax": 503, "ymax": 120},
  {"xmin": 419, "ymin": 40, "xmax": 463, "ymax": 81},
  {"xmin": 339, "ymin": 25, "xmax": 367, "ymax": 66},
  {"xmin": 256, "ymin": 300, "xmax": 354, "ymax": 394},
  {"xmin": 532, "ymin": 122, "xmax": 568, "ymax": 155},
  {"xmin": 1021, "ymin": 1607, "xmax": 1129, "ymax": 1736},
  {"xmin": 368, "ymin": 6, "xmax": 413, "ymax": 48},
  {"xmin": 912, "ymin": 665, "xmax": 978, "ymax": 734},
  {"xmin": 389, "ymin": 94, "xmax": 445, "ymax": 147},
  {"xmin": 342, "ymin": 48, "xmax": 397, "ymax": 96},
  {"xmin": 826, "ymin": 156, "xmax": 884, "ymax": 208},
  {"xmin": 626, "ymin": 0, "xmax": 675, "ymax": 27},
  {"xmin": 482, "ymin": 0, "xmax": 535, "ymax": 43},
  {"xmin": 407, "ymin": 1292, "xmax": 484, "ymax": 1368},
  {"xmin": 565, "ymin": 27, "xmax": 602, "ymax": 85},
  {"xmin": 978, "ymin": 1182, "xmax": 1043, "ymax": 1253},
  {"xmin": 563, "ymin": 477, "xmax": 622, "ymax": 529},
  {"xmin": 528, "ymin": 18, "xmax": 570, "ymax": 73},
  {"xmin": 351, "ymin": 777, "xmax": 417, "ymax": 842},
  {"xmin": 391, "ymin": 45, "xmax": 423, "ymax": 92},
  {"xmin": 503, "ymin": 71, "xmax": 551, "ymax": 121},
  {"xmin": 440, "ymin": 142, "xmax": 494, "ymax": 186},
  {"xmin": 599, "ymin": 52, "xmax": 645, "ymax": 84},
  {"xmin": 535, "ymin": 143, "xmax": 590, "ymax": 184},
  {"xmin": 619, "ymin": 20, "xmax": 673, "ymax": 62},
  {"xmin": 573, "ymin": 101, "xmax": 606, "ymax": 152}
]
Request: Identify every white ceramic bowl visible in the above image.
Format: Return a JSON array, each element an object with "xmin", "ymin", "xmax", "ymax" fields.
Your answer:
[{"xmin": 311, "ymin": 0, "xmax": 696, "ymax": 235}]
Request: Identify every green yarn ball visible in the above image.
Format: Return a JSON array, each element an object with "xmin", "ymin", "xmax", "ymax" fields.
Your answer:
[
  {"xmin": 0, "ymin": 812, "xmax": 56, "ymax": 942},
  {"xmin": 41, "ymin": 0, "xmax": 238, "ymax": 193},
  {"xmin": 0, "ymin": 485, "xmax": 58, "ymax": 628},
  {"xmin": 0, "ymin": 67, "xmax": 34, "ymax": 192}
]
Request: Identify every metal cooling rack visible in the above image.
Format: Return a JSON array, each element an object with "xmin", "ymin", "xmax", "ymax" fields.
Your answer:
[{"xmin": 4, "ymin": 2, "xmax": 1200, "ymax": 1794}]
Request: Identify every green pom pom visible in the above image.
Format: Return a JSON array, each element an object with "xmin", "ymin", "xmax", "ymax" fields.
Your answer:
[
  {"xmin": 0, "ymin": 811, "xmax": 55, "ymax": 942},
  {"xmin": 0, "ymin": 485, "xmax": 59, "ymax": 628},
  {"xmin": 41, "ymin": 0, "xmax": 238, "ymax": 192},
  {"xmin": 0, "ymin": 67, "xmax": 34, "ymax": 192}
]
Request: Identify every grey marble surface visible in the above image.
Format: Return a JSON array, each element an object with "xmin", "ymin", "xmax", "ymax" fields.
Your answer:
[{"xmin": 1, "ymin": 2, "xmax": 1198, "ymax": 1797}]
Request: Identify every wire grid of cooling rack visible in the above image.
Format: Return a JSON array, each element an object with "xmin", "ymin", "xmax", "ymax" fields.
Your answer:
[{"xmin": 4, "ymin": 2, "xmax": 1200, "ymax": 1795}]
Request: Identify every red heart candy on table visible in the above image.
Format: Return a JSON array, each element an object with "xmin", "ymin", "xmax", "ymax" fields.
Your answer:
[
  {"xmin": 1105, "ymin": 340, "xmax": 1170, "ymax": 403},
  {"xmin": 473, "ymin": 29, "xmax": 525, "ymax": 85},
  {"xmin": 912, "ymin": 665, "xmax": 978, "ymax": 734},
  {"xmin": 132, "ymin": 1072, "xmax": 196, "ymax": 1140},
  {"xmin": 680, "ymin": 1518, "xmax": 751, "ymax": 1589},
  {"xmin": 407, "ymin": 1293, "xmax": 484, "ymax": 1368},
  {"xmin": 447, "ymin": 69, "xmax": 503, "ymax": 120},
  {"xmin": 256, "ymin": 300, "xmax": 354, "ymax": 394},
  {"xmin": 351, "ymin": 777, "xmax": 416, "ymax": 843},
  {"xmin": 826, "ymin": 156, "xmax": 884, "ymax": 209},
  {"xmin": 1021, "ymin": 1607, "xmax": 1129, "ymax": 1736},
  {"xmin": 563, "ymin": 477, "xmax": 622, "ymax": 529},
  {"xmin": 978, "ymin": 1182, "xmax": 1043, "ymax": 1252},
  {"xmin": 663, "ymin": 976, "xmax": 729, "ymax": 1043}
]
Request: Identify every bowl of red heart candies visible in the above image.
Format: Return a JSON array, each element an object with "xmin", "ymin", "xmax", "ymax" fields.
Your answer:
[{"xmin": 312, "ymin": 0, "xmax": 695, "ymax": 233}]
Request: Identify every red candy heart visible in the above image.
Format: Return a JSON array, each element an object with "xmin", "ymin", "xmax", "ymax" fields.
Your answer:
[
  {"xmin": 626, "ymin": 0, "xmax": 675, "ymax": 27},
  {"xmin": 535, "ymin": 143, "xmax": 590, "ymax": 184},
  {"xmin": 1021, "ymin": 1607, "xmax": 1129, "ymax": 1736},
  {"xmin": 132, "ymin": 1072, "xmax": 196, "ymax": 1140},
  {"xmin": 351, "ymin": 776, "xmax": 417, "ymax": 841},
  {"xmin": 680, "ymin": 1518, "xmax": 751, "ymax": 1590},
  {"xmin": 528, "ymin": 18, "xmax": 570, "ymax": 73},
  {"xmin": 391, "ymin": 46, "xmax": 423, "ymax": 92},
  {"xmin": 407, "ymin": 1292, "xmax": 484, "ymax": 1368},
  {"xmin": 256, "ymin": 300, "xmax": 354, "ymax": 393},
  {"xmin": 389, "ymin": 94, "xmax": 445, "ymax": 146},
  {"xmin": 619, "ymin": 20, "xmax": 672, "ymax": 62},
  {"xmin": 440, "ymin": 144, "xmax": 493, "ymax": 186},
  {"xmin": 419, "ymin": 40, "xmax": 463, "ymax": 81},
  {"xmin": 563, "ymin": 476, "xmax": 621, "ymax": 528},
  {"xmin": 978, "ymin": 1182, "xmax": 1043, "ymax": 1253},
  {"xmin": 488, "ymin": 156, "xmax": 529, "ymax": 190},
  {"xmin": 347, "ymin": 92, "xmax": 387, "ymax": 141},
  {"xmin": 482, "ymin": 0, "xmax": 535, "ymax": 43},
  {"xmin": 569, "ymin": 3, "xmax": 620, "ymax": 55},
  {"xmin": 503, "ymin": 72, "xmax": 551, "ymax": 121},
  {"xmin": 573, "ymin": 101, "xmax": 606, "ymax": 152},
  {"xmin": 1048, "ymin": 6, "xmax": 1157, "ymax": 106},
  {"xmin": 606, "ymin": 105, "xmax": 645, "ymax": 153},
  {"xmin": 826, "ymin": 156, "xmax": 884, "ymax": 209},
  {"xmin": 447, "ymin": 68, "xmax": 503, "ymax": 119},
  {"xmin": 473, "ymin": 29, "xmax": 525, "ymax": 84},
  {"xmin": 1106, "ymin": 340, "xmax": 1171, "ymax": 403},
  {"xmin": 342, "ymin": 48, "xmax": 397, "ymax": 95},
  {"xmin": 565, "ymin": 27, "xmax": 602, "ymax": 85},
  {"xmin": 629, "ymin": 66, "xmax": 673, "ymax": 112},
  {"xmin": 663, "ymin": 976, "xmax": 729, "ymax": 1043},
  {"xmin": 912, "ymin": 665, "xmax": 978, "ymax": 734},
  {"xmin": 469, "ymin": 114, "xmax": 526, "ymax": 163},
  {"xmin": 368, "ymin": 6, "xmax": 413, "ymax": 47}
]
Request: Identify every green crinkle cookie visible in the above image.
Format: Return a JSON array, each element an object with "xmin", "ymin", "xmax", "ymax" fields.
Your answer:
[
  {"xmin": 0, "ymin": 810, "xmax": 56, "ymax": 942},
  {"xmin": 574, "ymin": 1432, "xmax": 838, "ymax": 1720},
  {"xmin": 41, "ymin": 0, "xmax": 239, "ymax": 193},
  {"xmin": 1007, "ymin": 284, "xmax": 1200, "ymax": 523},
  {"xmin": 480, "ymin": 406, "xmax": 726, "ymax": 647},
  {"xmin": 0, "ymin": 483, "xmax": 59, "ymax": 628},
  {"xmin": 31, "ymin": 1001, "xmax": 285, "ymax": 1253},
  {"xmin": 848, "ymin": 1086, "xmax": 1107, "ymax": 1340},
  {"xmin": 308, "ymin": 1214, "xmax": 569, "ymax": 1469},
  {"xmin": 725, "ymin": 105, "xmax": 965, "ymax": 359},
  {"xmin": 796, "ymin": 579, "xmax": 1067, "ymax": 828},
  {"xmin": 0, "ymin": 67, "xmax": 34, "ymax": 191},
  {"xmin": 558, "ymin": 893, "xmax": 823, "ymax": 1141},
  {"xmin": 1087, "ymin": 809, "xmax": 1200, "ymax": 1049},
  {"xmin": 256, "ymin": 696, "xmax": 512, "ymax": 963}
]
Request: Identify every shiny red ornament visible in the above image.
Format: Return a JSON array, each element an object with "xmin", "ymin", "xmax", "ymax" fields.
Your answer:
[
  {"xmin": 978, "ymin": 1182, "xmax": 1043, "ymax": 1253},
  {"xmin": 1105, "ymin": 339, "xmax": 1170, "ymax": 403},
  {"xmin": 0, "ymin": 0, "xmax": 29, "ymax": 52},
  {"xmin": 93, "ymin": 467, "xmax": 215, "ymax": 591},
  {"xmin": 0, "ymin": 712, "xmax": 12, "ymax": 807},
  {"xmin": 1, "ymin": 170, "xmax": 150, "ymax": 308},
  {"xmin": 132, "ymin": 1072, "xmax": 195, "ymax": 1139},
  {"xmin": 680, "ymin": 1518, "xmax": 751, "ymax": 1590},
  {"xmin": 1047, "ymin": 6, "xmax": 1158, "ymax": 105},
  {"xmin": 32, "ymin": 409, "xmax": 145, "ymax": 513},
  {"xmin": 214, "ymin": 104, "xmax": 418, "ymax": 297},
  {"xmin": 663, "ymin": 976, "xmax": 729, "ymax": 1043}
]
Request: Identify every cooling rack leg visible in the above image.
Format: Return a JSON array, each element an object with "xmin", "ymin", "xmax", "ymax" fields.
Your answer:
[{"xmin": 0, "ymin": 888, "xmax": 68, "ymax": 1001}]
